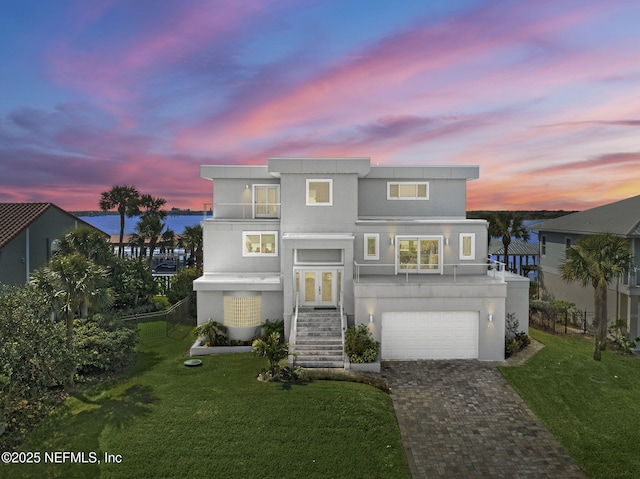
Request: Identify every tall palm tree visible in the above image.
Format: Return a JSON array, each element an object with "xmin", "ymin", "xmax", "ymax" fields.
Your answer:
[
  {"xmin": 136, "ymin": 194, "xmax": 167, "ymax": 267},
  {"xmin": 178, "ymin": 224, "xmax": 203, "ymax": 269},
  {"xmin": 488, "ymin": 212, "xmax": 530, "ymax": 269},
  {"xmin": 99, "ymin": 185, "xmax": 140, "ymax": 258},
  {"xmin": 560, "ymin": 233, "xmax": 633, "ymax": 360}
]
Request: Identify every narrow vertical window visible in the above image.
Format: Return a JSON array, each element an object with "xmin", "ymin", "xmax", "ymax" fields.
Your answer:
[
  {"xmin": 459, "ymin": 233, "xmax": 475, "ymax": 260},
  {"xmin": 541, "ymin": 235, "xmax": 547, "ymax": 256},
  {"xmin": 363, "ymin": 234, "xmax": 379, "ymax": 260}
]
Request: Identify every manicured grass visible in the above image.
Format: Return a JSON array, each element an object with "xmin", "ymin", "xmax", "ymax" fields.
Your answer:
[
  {"xmin": 2, "ymin": 326, "xmax": 409, "ymax": 479},
  {"xmin": 500, "ymin": 329, "xmax": 640, "ymax": 479}
]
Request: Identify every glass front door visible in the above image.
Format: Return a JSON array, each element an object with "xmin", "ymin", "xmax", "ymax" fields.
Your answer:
[{"xmin": 300, "ymin": 269, "xmax": 337, "ymax": 307}]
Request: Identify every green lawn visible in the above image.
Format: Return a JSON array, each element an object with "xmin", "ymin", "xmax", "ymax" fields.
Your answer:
[
  {"xmin": 2, "ymin": 326, "xmax": 409, "ymax": 479},
  {"xmin": 500, "ymin": 329, "xmax": 640, "ymax": 479}
]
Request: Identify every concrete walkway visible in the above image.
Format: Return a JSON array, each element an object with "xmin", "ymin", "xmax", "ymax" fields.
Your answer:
[{"xmin": 381, "ymin": 349, "xmax": 586, "ymax": 478}]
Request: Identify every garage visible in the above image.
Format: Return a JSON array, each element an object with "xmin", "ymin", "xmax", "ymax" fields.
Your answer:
[{"xmin": 381, "ymin": 311, "xmax": 479, "ymax": 360}]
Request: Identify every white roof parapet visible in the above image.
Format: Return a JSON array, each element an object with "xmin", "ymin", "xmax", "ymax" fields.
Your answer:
[
  {"xmin": 268, "ymin": 157, "xmax": 371, "ymax": 177},
  {"xmin": 200, "ymin": 165, "xmax": 272, "ymax": 180},
  {"xmin": 365, "ymin": 165, "xmax": 479, "ymax": 180}
]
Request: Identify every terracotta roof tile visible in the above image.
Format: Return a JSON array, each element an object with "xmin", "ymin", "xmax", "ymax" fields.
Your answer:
[{"xmin": 0, "ymin": 203, "xmax": 53, "ymax": 249}]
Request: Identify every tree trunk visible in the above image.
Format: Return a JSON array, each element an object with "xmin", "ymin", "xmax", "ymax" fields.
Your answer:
[
  {"xmin": 66, "ymin": 310, "xmax": 75, "ymax": 387},
  {"xmin": 593, "ymin": 283, "xmax": 608, "ymax": 361}
]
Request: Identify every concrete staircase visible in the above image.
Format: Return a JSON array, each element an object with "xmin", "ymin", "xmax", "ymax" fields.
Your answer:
[{"xmin": 293, "ymin": 308, "xmax": 344, "ymax": 368}]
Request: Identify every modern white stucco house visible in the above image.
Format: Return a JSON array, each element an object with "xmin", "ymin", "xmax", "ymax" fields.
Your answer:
[
  {"xmin": 532, "ymin": 195, "xmax": 640, "ymax": 342},
  {"xmin": 194, "ymin": 158, "xmax": 529, "ymax": 364}
]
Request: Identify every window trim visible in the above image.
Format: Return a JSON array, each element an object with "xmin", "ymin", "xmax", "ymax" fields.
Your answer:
[
  {"xmin": 252, "ymin": 184, "xmax": 280, "ymax": 218},
  {"xmin": 242, "ymin": 231, "xmax": 278, "ymax": 257},
  {"xmin": 459, "ymin": 233, "xmax": 476, "ymax": 260},
  {"xmin": 387, "ymin": 181, "xmax": 429, "ymax": 200},
  {"xmin": 306, "ymin": 179, "xmax": 333, "ymax": 206},
  {"xmin": 395, "ymin": 235, "xmax": 443, "ymax": 274},
  {"xmin": 363, "ymin": 233, "xmax": 380, "ymax": 261}
]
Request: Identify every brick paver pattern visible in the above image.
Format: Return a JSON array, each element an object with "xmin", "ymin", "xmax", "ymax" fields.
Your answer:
[{"xmin": 382, "ymin": 360, "xmax": 586, "ymax": 478}]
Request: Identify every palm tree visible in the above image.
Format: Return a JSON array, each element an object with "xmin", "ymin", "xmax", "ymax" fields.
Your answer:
[
  {"xmin": 99, "ymin": 185, "xmax": 140, "ymax": 258},
  {"xmin": 136, "ymin": 194, "xmax": 168, "ymax": 267},
  {"xmin": 56, "ymin": 226, "xmax": 113, "ymax": 265},
  {"xmin": 32, "ymin": 254, "xmax": 112, "ymax": 385},
  {"xmin": 560, "ymin": 233, "xmax": 633, "ymax": 360},
  {"xmin": 488, "ymin": 212, "xmax": 530, "ymax": 270},
  {"xmin": 178, "ymin": 224, "xmax": 203, "ymax": 269}
]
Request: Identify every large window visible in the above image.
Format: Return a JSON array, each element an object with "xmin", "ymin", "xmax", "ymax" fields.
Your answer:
[
  {"xmin": 396, "ymin": 236, "xmax": 442, "ymax": 273},
  {"xmin": 242, "ymin": 232, "xmax": 278, "ymax": 256},
  {"xmin": 459, "ymin": 233, "xmax": 475, "ymax": 260},
  {"xmin": 306, "ymin": 179, "xmax": 333, "ymax": 205},
  {"xmin": 363, "ymin": 234, "xmax": 379, "ymax": 260},
  {"xmin": 387, "ymin": 182, "xmax": 429, "ymax": 200},
  {"xmin": 253, "ymin": 185, "xmax": 279, "ymax": 218}
]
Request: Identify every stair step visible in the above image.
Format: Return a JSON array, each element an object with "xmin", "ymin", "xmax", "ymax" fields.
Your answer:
[
  {"xmin": 295, "ymin": 347, "xmax": 343, "ymax": 354},
  {"xmin": 295, "ymin": 360, "xmax": 344, "ymax": 368}
]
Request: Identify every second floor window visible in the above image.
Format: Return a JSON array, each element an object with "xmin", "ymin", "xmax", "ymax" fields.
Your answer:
[
  {"xmin": 387, "ymin": 182, "xmax": 429, "ymax": 200},
  {"xmin": 243, "ymin": 232, "xmax": 278, "ymax": 256},
  {"xmin": 306, "ymin": 179, "xmax": 333, "ymax": 206}
]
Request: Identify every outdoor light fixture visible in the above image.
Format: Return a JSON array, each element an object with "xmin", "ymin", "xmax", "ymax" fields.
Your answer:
[
  {"xmin": 445, "ymin": 237, "xmax": 450, "ymax": 245},
  {"xmin": 390, "ymin": 237, "xmax": 395, "ymax": 246},
  {"xmin": 488, "ymin": 314, "xmax": 493, "ymax": 322},
  {"xmin": 245, "ymin": 184, "xmax": 250, "ymax": 189},
  {"xmin": 369, "ymin": 314, "xmax": 374, "ymax": 323}
]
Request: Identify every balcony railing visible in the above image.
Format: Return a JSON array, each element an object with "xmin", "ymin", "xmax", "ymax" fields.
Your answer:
[
  {"xmin": 353, "ymin": 259, "xmax": 507, "ymax": 283},
  {"xmin": 204, "ymin": 202, "xmax": 281, "ymax": 220}
]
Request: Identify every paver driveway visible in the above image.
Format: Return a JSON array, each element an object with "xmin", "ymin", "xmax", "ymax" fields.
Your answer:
[{"xmin": 381, "ymin": 360, "xmax": 586, "ymax": 478}]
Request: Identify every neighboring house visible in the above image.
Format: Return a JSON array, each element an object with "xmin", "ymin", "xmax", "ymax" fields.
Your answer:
[
  {"xmin": 194, "ymin": 158, "xmax": 529, "ymax": 363},
  {"xmin": 0, "ymin": 203, "xmax": 106, "ymax": 285},
  {"xmin": 532, "ymin": 195, "xmax": 640, "ymax": 340}
]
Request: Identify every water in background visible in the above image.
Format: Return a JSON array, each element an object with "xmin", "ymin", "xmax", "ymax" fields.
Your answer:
[{"xmin": 79, "ymin": 214, "xmax": 204, "ymax": 235}]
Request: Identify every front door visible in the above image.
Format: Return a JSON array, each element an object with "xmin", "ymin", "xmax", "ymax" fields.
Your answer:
[{"xmin": 301, "ymin": 270, "xmax": 336, "ymax": 307}]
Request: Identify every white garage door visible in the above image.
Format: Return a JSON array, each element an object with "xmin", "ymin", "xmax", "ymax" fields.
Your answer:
[{"xmin": 381, "ymin": 311, "xmax": 479, "ymax": 360}]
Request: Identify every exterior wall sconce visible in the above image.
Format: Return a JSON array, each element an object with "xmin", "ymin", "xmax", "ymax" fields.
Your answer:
[
  {"xmin": 369, "ymin": 314, "xmax": 374, "ymax": 323},
  {"xmin": 390, "ymin": 237, "xmax": 394, "ymax": 246},
  {"xmin": 445, "ymin": 237, "xmax": 450, "ymax": 245},
  {"xmin": 245, "ymin": 184, "xmax": 250, "ymax": 189},
  {"xmin": 488, "ymin": 314, "xmax": 493, "ymax": 322}
]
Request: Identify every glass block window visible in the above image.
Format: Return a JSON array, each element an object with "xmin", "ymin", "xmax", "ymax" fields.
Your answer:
[{"xmin": 223, "ymin": 295, "xmax": 262, "ymax": 328}]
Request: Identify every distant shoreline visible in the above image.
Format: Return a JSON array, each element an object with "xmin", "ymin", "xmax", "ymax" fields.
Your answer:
[
  {"xmin": 71, "ymin": 209, "xmax": 208, "ymax": 217},
  {"xmin": 72, "ymin": 209, "xmax": 575, "ymax": 220}
]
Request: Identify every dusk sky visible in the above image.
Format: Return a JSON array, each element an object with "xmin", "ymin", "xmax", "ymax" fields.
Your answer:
[{"xmin": 1, "ymin": 0, "xmax": 639, "ymax": 212}]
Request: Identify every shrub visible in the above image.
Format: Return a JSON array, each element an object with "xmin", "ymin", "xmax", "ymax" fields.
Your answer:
[
  {"xmin": 505, "ymin": 312, "xmax": 530, "ymax": 358},
  {"xmin": 252, "ymin": 332, "xmax": 292, "ymax": 381},
  {"xmin": 195, "ymin": 319, "xmax": 228, "ymax": 346},
  {"xmin": 344, "ymin": 324, "xmax": 380, "ymax": 363},
  {"xmin": 74, "ymin": 315, "xmax": 139, "ymax": 375},
  {"xmin": 0, "ymin": 285, "xmax": 73, "ymax": 441},
  {"xmin": 608, "ymin": 318, "xmax": 637, "ymax": 354},
  {"xmin": 254, "ymin": 319, "xmax": 284, "ymax": 341},
  {"xmin": 167, "ymin": 267, "xmax": 199, "ymax": 316}
]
